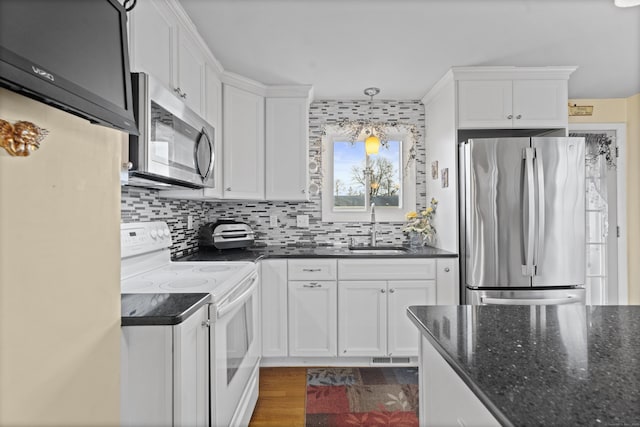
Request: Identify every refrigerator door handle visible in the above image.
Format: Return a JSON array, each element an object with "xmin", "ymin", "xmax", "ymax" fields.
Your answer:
[
  {"xmin": 481, "ymin": 296, "xmax": 578, "ymax": 305},
  {"xmin": 534, "ymin": 148, "xmax": 545, "ymax": 275},
  {"xmin": 522, "ymin": 148, "xmax": 535, "ymax": 276}
]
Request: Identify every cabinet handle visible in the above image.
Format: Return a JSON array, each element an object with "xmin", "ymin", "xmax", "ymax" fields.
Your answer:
[
  {"xmin": 507, "ymin": 114, "xmax": 513, "ymax": 119},
  {"xmin": 302, "ymin": 268, "xmax": 321, "ymax": 272},
  {"xmin": 303, "ymin": 283, "xmax": 321, "ymax": 288},
  {"xmin": 343, "ymin": 349, "xmax": 347, "ymax": 353},
  {"xmin": 444, "ymin": 267, "xmax": 450, "ymax": 272},
  {"xmin": 516, "ymin": 114, "xmax": 522, "ymax": 119},
  {"xmin": 226, "ymin": 187, "xmax": 231, "ymax": 191},
  {"xmin": 301, "ymin": 189, "xmax": 306, "ymax": 193},
  {"xmin": 181, "ymin": 92, "xmax": 188, "ymax": 100},
  {"xmin": 389, "ymin": 288, "xmax": 395, "ymax": 293},
  {"xmin": 381, "ymin": 289, "xmax": 386, "ymax": 293},
  {"xmin": 174, "ymin": 87, "xmax": 183, "ymax": 97}
]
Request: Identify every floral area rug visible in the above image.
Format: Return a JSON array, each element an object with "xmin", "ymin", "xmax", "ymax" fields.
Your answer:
[{"xmin": 305, "ymin": 367, "xmax": 419, "ymax": 427}]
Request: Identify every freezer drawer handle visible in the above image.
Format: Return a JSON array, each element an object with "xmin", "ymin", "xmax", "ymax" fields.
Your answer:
[{"xmin": 481, "ymin": 296, "xmax": 577, "ymax": 305}]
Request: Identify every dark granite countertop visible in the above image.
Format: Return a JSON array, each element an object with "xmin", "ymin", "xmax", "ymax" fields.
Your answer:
[
  {"xmin": 407, "ymin": 305, "xmax": 640, "ymax": 426},
  {"xmin": 121, "ymin": 293, "xmax": 210, "ymax": 326},
  {"xmin": 177, "ymin": 245, "xmax": 457, "ymax": 262}
]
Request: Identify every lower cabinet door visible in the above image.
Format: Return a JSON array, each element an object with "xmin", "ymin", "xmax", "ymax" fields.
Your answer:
[
  {"xmin": 288, "ymin": 280, "xmax": 337, "ymax": 357},
  {"xmin": 338, "ymin": 281, "xmax": 387, "ymax": 357},
  {"xmin": 387, "ymin": 280, "xmax": 436, "ymax": 357}
]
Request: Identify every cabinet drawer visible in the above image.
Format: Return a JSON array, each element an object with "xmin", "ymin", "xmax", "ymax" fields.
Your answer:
[
  {"xmin": 338, "ymin": 259, "xmax": 435, "ymax": 280},
  {"xmin": 288, "ymin": 259, "xmax": 337, "ymax": 281}
]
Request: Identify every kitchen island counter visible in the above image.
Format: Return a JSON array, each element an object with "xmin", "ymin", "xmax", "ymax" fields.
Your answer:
[
  {"xmin": 407, "ymin": 305, "xmax": 640, "ymax": 426},
  {"xmin": 178, "ymin": 244, "xmax": 457, "ymax": 262}
]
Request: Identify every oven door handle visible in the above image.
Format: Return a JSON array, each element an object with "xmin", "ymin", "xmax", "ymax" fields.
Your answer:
[{"xmin": 217, "ymin": 272, "xmax": 258, "ymax": 319}]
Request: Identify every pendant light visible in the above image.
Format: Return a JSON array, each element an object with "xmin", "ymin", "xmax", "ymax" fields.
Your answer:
[
  {"xmin": 363, "ymin": 87, "xmax": 380, "ymax": 155},
  {"xmin": 614, "ymin": 0, "xmax": 640, "ymax": 6}
]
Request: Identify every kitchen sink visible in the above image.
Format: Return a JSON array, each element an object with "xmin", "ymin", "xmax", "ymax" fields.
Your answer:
[{"xmin": 347, "ymin": 246, "xmax": 409, "ymax": 255}]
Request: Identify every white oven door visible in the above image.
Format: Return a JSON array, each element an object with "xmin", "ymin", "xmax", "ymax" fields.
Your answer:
[{"xmin": 211, "ymin": 271, "xmax": 260, "ymax": 427}]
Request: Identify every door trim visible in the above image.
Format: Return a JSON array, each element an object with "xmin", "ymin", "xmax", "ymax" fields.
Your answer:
[{"xmin": 569, "ymin": 123, "xmax": 627, "ymax": 304}]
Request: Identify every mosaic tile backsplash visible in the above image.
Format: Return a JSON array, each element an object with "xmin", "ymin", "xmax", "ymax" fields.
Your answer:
[{"xmin": 121, "ymin": 99, "xmax": 427, "ymax": 259}]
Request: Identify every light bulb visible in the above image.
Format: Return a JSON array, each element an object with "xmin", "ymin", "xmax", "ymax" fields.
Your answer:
[{"xmin": 365, "ymin": 135, "xmax": 380, "ymax": 155}]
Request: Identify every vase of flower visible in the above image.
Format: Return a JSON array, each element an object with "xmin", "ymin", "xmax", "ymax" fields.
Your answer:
[{"xmin": 403, "ymin": 198, "xmax": 438, "ymax": 247}]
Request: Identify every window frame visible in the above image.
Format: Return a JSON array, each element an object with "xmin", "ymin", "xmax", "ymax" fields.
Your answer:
[{"xmin": 321, "ymin": 129, "xmax": 416, "ymax": 223}]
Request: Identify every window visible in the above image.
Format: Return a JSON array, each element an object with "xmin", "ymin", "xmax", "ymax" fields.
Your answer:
[{"xmin": 322, "ymin": 130, "xmax": 416, "ymax": 222}]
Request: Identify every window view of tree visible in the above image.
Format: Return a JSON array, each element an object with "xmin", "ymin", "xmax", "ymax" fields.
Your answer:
[{"xmin": 333, "ymin": 140, "xmax": 401, "ymax": 209}]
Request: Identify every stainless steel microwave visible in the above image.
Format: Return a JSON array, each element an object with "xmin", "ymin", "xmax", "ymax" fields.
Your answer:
[{"xmin": 127, "ymin": 72, "xmax": 215, "ymax": 189}]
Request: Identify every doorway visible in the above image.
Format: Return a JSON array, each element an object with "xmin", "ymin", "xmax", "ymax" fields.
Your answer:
[{"xmin": 569, "ymin": 123, "xmax": 627, "ymax": 305}]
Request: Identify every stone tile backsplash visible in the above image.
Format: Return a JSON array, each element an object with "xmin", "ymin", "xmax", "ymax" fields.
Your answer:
[{"xmin": 121, "ymin": 99, "xmax": 427, "ymax": 259}]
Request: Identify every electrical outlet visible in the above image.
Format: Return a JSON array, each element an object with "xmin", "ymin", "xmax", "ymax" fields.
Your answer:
[
  {"xmin": 296, "ymin": 214, "xmax": 309, "ymax": 228},
  {"xmin": 269, "ymin": 215, "xmax": 278, "ymax": 227},
  {"xmin": 187, "ymin": 215, "xmax": 194, "ymax": 230}
]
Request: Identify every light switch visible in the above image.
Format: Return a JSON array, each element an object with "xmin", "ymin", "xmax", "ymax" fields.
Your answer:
[
  {"xmin": 296, "ymin": 214, "xmax": 309, "ymax": 228},
  {"xmin": 187, "ymin": 215, "xmax": 194, "ymax": 230},
  {"xmin": 270, "ymin": 215, "xmax": 278, "ymax": 227}
]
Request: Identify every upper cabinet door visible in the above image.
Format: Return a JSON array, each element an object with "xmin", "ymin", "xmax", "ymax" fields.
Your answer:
[
  {"xmin": 457, "ymin": 80, "xmax": 513, "ymax": 129},
  {"xmin": 223, "ymin": 84, "xmax": 265, "ymax": 200},
  {"xmin": 177, "ymin": 28, "xmax": 205, "ymax": 116},
  {"xmin": 512, "ymin": 80, "xmax": 568, "ymax": 128},
  {"xmin": 265, "ymin": 98, "xmax": 309, "ymax": 201},
  {"xmin": 127, "ymin": 0, "xmax": 176, "ymax": 88}
]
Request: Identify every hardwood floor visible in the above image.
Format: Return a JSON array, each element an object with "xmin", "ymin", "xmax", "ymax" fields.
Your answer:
[{"xmin": 249, "ymin": 367, "xmax": 307, "ymax": 427}]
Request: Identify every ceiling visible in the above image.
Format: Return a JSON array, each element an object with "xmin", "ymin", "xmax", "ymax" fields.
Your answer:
[{"xmin": 179, "ymin": 0, "xmax": 640, "ymax": 100}]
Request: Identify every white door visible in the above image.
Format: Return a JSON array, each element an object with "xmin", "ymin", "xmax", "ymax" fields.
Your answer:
[
  {"xmin": 569, "ymin": 124, "xmax": 627, "ymax": 305},
  {"xmin": 288, "ymin": 281, "xmax": 337, "ymax": 357},
  {"xmin": 338, "ymin": 281, "xmax": 387, "ymax": 357},
  {"xmin": 223, "ymin": 84, "xmax": 265, "ymax": 199},
  {"xmin": 387, "ymin": 280, "xmax": 436, "ymax": 357}
]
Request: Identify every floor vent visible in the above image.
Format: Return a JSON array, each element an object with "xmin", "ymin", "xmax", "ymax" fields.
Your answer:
[{"xmin": 371, "ymin": 357, "xmax": 411, "ymax": 365}]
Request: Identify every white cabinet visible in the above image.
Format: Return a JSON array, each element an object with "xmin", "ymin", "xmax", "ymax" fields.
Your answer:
[
  {"xmin": 387, "ymin": 280, "xmax": 437, "ymax": 356},
  {"xmin": 288, "ymin": 280, "xmax": 337, "ymax": 357},
  {"xmin": 127, "ymin": 0, "xmax": 175, "ymax": 91},
  {"xmin": 458, "ymin": 79, "xmax": 568, "ymax": 129},
  {"xmin": 337, "ymin": 259, "xmax": 437, "ymax": 357},
  {"xmin": 260, "ymin": 259, "xmax": 288, "ymax": 357},
  {"xmin": 127, "ymin": 0, "xmax": 206, "ymax": 116},
  {"xmin": 420, "ymin": 335, "xmax": 500, "ymax": 426},
  {"xmin": 121, "ymin": 305, "xmax": 208, "ymax": 427},
  {"xmin": 265, "ymin": 97, "xmax": 310, "ymax": 201},
  {"xmin": 436, "ymin": 257, "xmax": 459, "ymax": 305},
  {"xmin": 176, "ymin": 28, "xmax": 206, "ymax": 115},
  {"xmin": 338, "ymin": 281, "xmax": 387, "ymax": 357},
  {"xmin": 223, "ymin": 84, "xmax": 265, "ymax": 199},
  {"xmin": 287, "ymin": 259, "xmax": 337, "ymax": 357}
]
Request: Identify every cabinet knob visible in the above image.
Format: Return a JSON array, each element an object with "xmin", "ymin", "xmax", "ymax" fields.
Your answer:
[
  {"xmin": 516, "ymin": 114, "xmax": 522, "ymax": 119},
  {"xmin": 301, "ymin": 189, "xmax": 306, "ymax": 193},
  {"xmin": 122, "ymin": 162, "xmax": 133, "ymax": 170},
  {"xmin": 381, "ymin": 289, "xmax": 386, "ymax": 293},
  {"xmin": 201, "ymin": 320, "xmax": 212, "ymax": 328},
  {"xmin": 181, "ymin": 92, "xmax": 188, "ymax": 99},
  {"xmin": 389, "ymin": 288, "xmax": 395, "ymax": 293},
  {"xmin": 444, "ymin": 267, "xmax": 450, "ymax": 272},
  {"xmin": 226, "ymin": 187, "xmax": 231, "ymax": 191},
  {"xmin": 343, "ymin": 349, "xmax": 347, "ymax": 353},
  {"xmin": 507, "ymin": 114, "xmax": 513, "ymax": 119}
]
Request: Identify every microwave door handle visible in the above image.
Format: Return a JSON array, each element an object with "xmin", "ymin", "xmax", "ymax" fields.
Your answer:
[{"xmin": 194, "ymin": 128, "xmax": 214, "ymax": 182}]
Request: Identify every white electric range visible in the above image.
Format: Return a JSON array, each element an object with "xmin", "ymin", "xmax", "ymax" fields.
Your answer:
[{"xmin": 120, "ymin": 221, "xmax": 260, "ymax": 427}]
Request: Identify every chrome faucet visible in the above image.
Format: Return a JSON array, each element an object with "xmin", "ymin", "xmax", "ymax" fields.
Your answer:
[{"xmin": 370, "ymin": 202, "xmax": 377, "ymax": 246}]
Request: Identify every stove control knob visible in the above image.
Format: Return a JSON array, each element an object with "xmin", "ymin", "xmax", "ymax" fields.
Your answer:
[
  {"xmin": 150, "ymin": 229, "xmax": 158, "ymax": 239},
  {"xmin": 163, "ymin": 229, "xmax": 170, "ymax": 237}
]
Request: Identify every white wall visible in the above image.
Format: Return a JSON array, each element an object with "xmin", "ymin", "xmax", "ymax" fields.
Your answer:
[{"xmin": 0, "ymin": 88, "xmax": 122, "ymax": 426}]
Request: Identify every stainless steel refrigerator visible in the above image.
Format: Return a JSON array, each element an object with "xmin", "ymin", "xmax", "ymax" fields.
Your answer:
[{"xmin": 459, "ymin": 137, "xmax": 586, "ymax": 305}]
